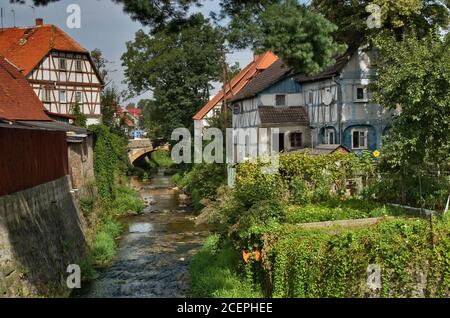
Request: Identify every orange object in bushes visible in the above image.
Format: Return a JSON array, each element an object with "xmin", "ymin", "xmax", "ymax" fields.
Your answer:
[
  {"xmin": 254, "ymin": 249, "xmax": 261, "ymax": 262},
  {"xmin": 242, "ymin": 250, "xmax": 251, "ymax": 263}
]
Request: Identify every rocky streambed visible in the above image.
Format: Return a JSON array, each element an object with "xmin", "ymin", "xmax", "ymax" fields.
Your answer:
[{"xmin": 74, "ymin": 173, "xmax": 208, "ymax": 298}]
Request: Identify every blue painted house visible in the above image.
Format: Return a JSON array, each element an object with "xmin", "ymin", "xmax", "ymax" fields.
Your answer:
[{"xmin": 230, "ymin": 43, "xmax": 394, "ymax": 154}]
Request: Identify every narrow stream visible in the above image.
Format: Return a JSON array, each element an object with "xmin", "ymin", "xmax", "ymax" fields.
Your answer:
[{"xmin": 75, "ymin": 171, "xmax": 209, "ymax": 298}]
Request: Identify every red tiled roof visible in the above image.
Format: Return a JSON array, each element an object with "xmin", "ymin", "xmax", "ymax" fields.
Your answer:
[
  {"xmin": 0, "ymin": 24, "xmax": 88, "ymax": 75},
  {"xmin": 193, "ymin": 52, "xmax": 278, "ymax": 120},
  {"xmin": 0, "ymin": 57, "xmax": 51, "ymax": 121},
  {"xmin": 127, "ymin": 107, "xmax": 142, "ymax": 118}
]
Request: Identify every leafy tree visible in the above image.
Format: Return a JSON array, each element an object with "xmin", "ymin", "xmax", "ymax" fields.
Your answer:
[
  {"xmin": 222, "ymin": 1, "xmax": 345, "ymax": 74},
  {"xmin": 312, "ymin": 0, "xmax": 450, "ymax": 43},
  {"xmin": 373, "ymin": 30, "xmax": 450, "ymax": 169},
  {"xmin": 101, "ymin": 86, "xmax": 121, "ymax": 129},
  {"xmin": 139, "ymin": 99, "xmax": 164, "ymax": 140},
  {"xmin": 90, "ymin": 48, "xmax": 111, "ymax": 83},
  {"xmin": 70, "ymin": 101, "xmax": 87, "ymax": 128},
  {"xmin": 122, "ymin": 13, "xmax": 223, "ymax": 140}
]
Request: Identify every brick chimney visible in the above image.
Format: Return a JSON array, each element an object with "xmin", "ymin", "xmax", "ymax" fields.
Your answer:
[{"xmin": 35, "ymin": 18, "xmax": 44, "ymax": 26}]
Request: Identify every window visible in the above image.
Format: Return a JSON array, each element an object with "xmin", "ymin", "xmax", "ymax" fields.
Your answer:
[
  {"xmin": 75, "ymin": 60, "xmax": 83, "ymax": 72},
  {"xmin": 352, "ymin": 129, "xmax": 368, "ymax": 149},
  {"xmin": 75, "ymin": 91, "xmax": 83, "ymax": 103},
  {"xmin": 355, "ymin": 86, "xmax": 368, "ymax": 102},
  {"xmin": 308, "ymin": 91, "xmax": 314, "ymax": 104},
  {"xmin": 275, "ymin": 94, "xmax": 286, "ymax": 106},
  {"xmin": 59, "ymin": 58, "xmax": 67, "ymax": 70},
  {"xmin": 290, "ymin": 132, "xmax": 303, "ymax": 148},
  {"xmin": 60, "ymin": 90, "xmax": 66, "ymax": 103},
  {"xmin": 232, "ymin": 103, "xmax": 241, "ymax": 115},
  {"xmin": 42, "ymin": 87, "xmax": 51, "ymax": 102},
  {"xmin": 212, "ymin": 108, "xmax": 221, "ymax": 117},
  {"xmin": 325, "ymin": 128, "xmax": 335, "ymax": 144}
]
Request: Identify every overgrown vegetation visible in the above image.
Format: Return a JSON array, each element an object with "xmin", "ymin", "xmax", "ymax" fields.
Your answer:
[
  {"xmin": 80, "ymin": 125, "xmax": 145, "ymax": 273},
  {"xmin": 172, "ymin": 162, "xmax": 227, "ymax": 213},
  {"xmin": 191, "ymin": 152, "xmax": 450, "ymax": 298},
  {"xmin": 190, "ymin": 235, "xmax": 263, "ymax": 298},
  {"xmin": 268, "ymin": 216, "xmax": 450, "ymax": 298}
]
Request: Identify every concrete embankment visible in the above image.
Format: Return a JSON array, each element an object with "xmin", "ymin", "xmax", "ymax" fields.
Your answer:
[{"xmin": 0, "ymin": 176, "xmax": 87, "ymax": 297}]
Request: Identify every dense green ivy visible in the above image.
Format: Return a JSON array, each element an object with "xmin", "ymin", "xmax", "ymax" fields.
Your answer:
[
  {"xmin": 90, "ymin": 125, "xmax": 128, "ymax": 201},
  {"xmin": 268, "ymin": 216, "xmax": 450, "ymax": 298}
]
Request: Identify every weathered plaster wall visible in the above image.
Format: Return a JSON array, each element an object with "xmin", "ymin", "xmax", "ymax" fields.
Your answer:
[
  {"xmin": 0, "ymin": 176, "xmax": 87, "ymax": 297},
  {"xmin": 68, "ymin": 135, "xmax": 95, "ymax": 196}
]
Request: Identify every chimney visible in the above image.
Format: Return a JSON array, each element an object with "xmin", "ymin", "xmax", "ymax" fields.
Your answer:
[
  {"xmin": 35, "ymin": 18, "xmax": 44, "ymax": 26},
  {"xmin": 253, "ymin": 50, "xmax": 260, "ymax": 62}
]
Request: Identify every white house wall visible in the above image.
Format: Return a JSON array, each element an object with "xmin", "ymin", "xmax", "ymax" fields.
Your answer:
[
  {"xmin": 302, "ymin": 79, "xmax": 339, "ymax": 125},
  {"xmin": 233, "ymin": 97, "xmax": 261, "ymax": 128},
  {"xmin": 27, "ymin": 51, "xmax": 102, "ymax": 122}
]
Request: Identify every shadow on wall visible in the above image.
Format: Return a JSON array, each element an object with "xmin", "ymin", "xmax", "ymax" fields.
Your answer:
[{"xmin": 0, "ymin": 176, "xmax": 87, "ymax": 297}]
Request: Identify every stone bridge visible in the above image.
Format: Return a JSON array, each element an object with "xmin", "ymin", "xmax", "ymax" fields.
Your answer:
[{"xmin": 128, "ymin": 138, "xmax": 153, "ymax": 164}]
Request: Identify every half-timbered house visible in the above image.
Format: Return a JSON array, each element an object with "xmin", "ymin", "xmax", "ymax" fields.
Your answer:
[
  {"xmin": 230, "ymin": 43, "xmax": 395, "ymax": 154},
  {"xmin": 192, "ymin": 52, "xmax": 278, "ymax": 137},
  {"xmin": 0, "ymin": 19, "xmax": 104, "ymax": 125}
]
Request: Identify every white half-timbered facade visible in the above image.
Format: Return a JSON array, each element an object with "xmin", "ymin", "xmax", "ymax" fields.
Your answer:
[
  {"xmin": 0, "ymin": 19, "xmax": 104, "ymax": 125},
  {"xmin": 28, "ymin": 51, "xmax": 102, "ymax": 125}
]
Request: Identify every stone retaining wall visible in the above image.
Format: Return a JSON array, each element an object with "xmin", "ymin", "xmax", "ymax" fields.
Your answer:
[{"xmin": 0, "ymin": 176, "xmax": 87, "ymax": 297}]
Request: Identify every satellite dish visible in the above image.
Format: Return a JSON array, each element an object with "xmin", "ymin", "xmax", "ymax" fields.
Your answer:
[{"xmin": 322, "ymin": 90, "xmax": 333, "ymax": 106}]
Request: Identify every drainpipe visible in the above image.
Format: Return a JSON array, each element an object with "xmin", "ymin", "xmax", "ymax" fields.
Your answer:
[{"xmin": 333, "ymin": 76, "xmax": 343, "ymax": 145}]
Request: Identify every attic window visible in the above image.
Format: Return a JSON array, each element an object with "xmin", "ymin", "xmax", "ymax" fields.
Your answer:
[
  {"xmin": 355, "ymin": 85, "xmax": 368, "ymax": 102},
  {"xmin": 275, "ymin": 94, "xmax": 286, "ymax": 106}
]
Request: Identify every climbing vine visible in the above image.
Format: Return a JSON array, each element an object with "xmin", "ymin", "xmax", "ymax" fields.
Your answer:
[
  {"xmin": 90, "ymin": 125, "xmax": 128, "ymax": 201},
  {"xmin": 267, "ymin": 216, "xmax": 450, "ymax": 298}
]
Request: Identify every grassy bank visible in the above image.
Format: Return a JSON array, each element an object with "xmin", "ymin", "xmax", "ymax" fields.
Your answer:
[
  {"xmin": 78, "ymin": 125, "xmax": 145, "ymax": 279},
  {"xmin": 190, "ymin": 235, "xmax": 263, "ymax": 298},
  {"xmin": 189, "ymin": 152, "xmax": 450, "ymax": 298},
  {"xmin": 78, "ymin": 181, "xmax": 145, "ymax": 278}
]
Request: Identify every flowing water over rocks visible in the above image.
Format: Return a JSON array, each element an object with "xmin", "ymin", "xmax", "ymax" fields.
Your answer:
[{"xmin": 74, "ymin": 172, "xmax": 209, "ymax": 298}]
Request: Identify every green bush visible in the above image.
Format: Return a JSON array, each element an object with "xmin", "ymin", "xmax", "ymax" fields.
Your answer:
[
  {"xmin": 190, "ymin": 235, "xmax": 263, "ymax": 298},
  {"xmin": 285, "ymin": 199, "xmax": 405, "ymax": 224},
  {"xmin": 79, "ymin": 197, "xmax": 95, "ymax": 216},
  {"xmin": 150, "ymin": 149, "xmax": 174, "ymax": 168},
  {"xmin": 268, "ymin": 216, "xmax": 450, "ymax": 297},
  {"xmin": 289, "ymin": 176, "xmax": 313, "ymax": 205},
  {"xmin": 91, "ymin": 218, "xmax": 123, "ymax": 266},
  {"xmin": 111, "ymin": 185, "xmax": 145, "ymax": 215},
  {"xmin": 174, "ymin": 162, "xmax": 227, "ymax": 205}
]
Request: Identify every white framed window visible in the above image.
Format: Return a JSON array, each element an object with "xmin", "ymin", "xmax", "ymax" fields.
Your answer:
[
  {"xmin": 59, "ymin": 58, "xmax": 67, "ymax": 70},
  {"xmin": 352, "ymin": 128, "xmax": 368, "ymax": 149},
  {"xmin": 325, "ymin": 128, "xmax": 335, "ymax": 144},
  {"xmin": 355, "ymin": 85, "xmax": 368, "ymax": 102},
  {"xmin": 232, "ymin": 103, "xmax": 241, "ymax": 115},
  {"xmin": 75, "ymin": 60, "xmax": 83, "ymax": 72},
  {"xmin": 75, "ymin": 91, "xmax": 83, "ymax": 103},
  {"xmin": 308, "ymin": 91, "xmax": 314, "ymax": 105},
  {"xmin": 42, "ymin": 87, "xmax": 51, "ymax": 102},
  {"xmin": 275, "ymin": 94, "xmax": 286, "ymax": 106},
  {"xmin": 60, "ymin": 90, "xmax": 66, "ymax": 103}
]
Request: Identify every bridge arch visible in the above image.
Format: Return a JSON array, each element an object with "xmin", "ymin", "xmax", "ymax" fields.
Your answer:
[{"xmin": 127, "ymin": 139, "xmax": 153, "ymax": 164}]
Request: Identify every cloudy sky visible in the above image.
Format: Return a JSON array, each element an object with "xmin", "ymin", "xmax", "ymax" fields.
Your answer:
[{"xmin": 1, "ymin": 0, "xmax": 253, "ymax": 104}]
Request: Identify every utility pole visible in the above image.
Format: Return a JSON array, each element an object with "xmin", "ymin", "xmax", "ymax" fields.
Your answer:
[
  {"xmin": 11, "ymin": 9, "xmax": 15, "ymax": 27},
  {"xmin": 221, "ymin": 46, "xmax": 235, "ymax": 132}
]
